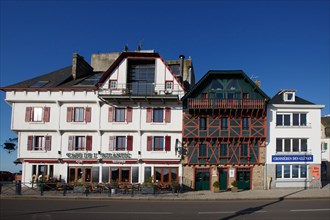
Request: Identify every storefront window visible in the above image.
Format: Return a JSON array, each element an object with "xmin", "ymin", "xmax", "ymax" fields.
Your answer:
[
  {"xmin": 276, "ymin": 165, "xmax": 282, "ymax": 178},
  {"xmin": 300, "ymin": 165, "xmax": 307, "ymax": 178},
  {"xmin": 292, "ymin": 165, "xmax": 299, "ymax": 178},
  {"xmin": 144, "ymin": 167, "xmax": 152, "ymax": 182},
  {"xmin": 102, "ymin": 167, "xmax": 109, "ymax": 183},
  {"xmin": 284, "ymin": 165, "xmax": 290, "ymax": 178},
  {"xmin": 132, "ymin": 167, "xmax": 139, "ymax": 183}
]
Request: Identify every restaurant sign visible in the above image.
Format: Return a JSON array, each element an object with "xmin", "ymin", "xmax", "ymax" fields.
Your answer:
[{"xmin": 272, "ymin": 155, "xmax": 313, "ymax": 162}]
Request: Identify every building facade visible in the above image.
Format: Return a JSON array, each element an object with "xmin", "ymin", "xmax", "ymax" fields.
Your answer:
[
  {"xmin": 321, "ymin": 116, "xmax": 330, "ymax": 181},
  {"xmin": 266, "ymin": 90, "xmax": 324, "ymax": 188},
  {"xmin": 181, "ymin": 70, "xmax": 269, "ymax": 191},
  {"xmin": 2, "ymin": 50, "xmax": 194, "ymax": 187}
]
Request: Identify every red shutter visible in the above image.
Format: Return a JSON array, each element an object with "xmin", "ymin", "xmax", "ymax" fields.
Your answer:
[
  {"xmin": 45, "ymin": 136, "xmax": 52, "ymax": 151},
  {"xmin": 165, "ymin": 136, "xmax": 171, "ymax": 151},
  {"xmin": 67, "ymin": 107, "xmax": 73, "ymax": 122},
  {"xmin": 126, "ymin": 107, "xmax": 132, "ymax": 122},
  {"xmin": 127, "ymin": 135, "xmax": 133, "ymax": 151},
  {"xmin": 85, "ymin": 107, "xmax": 91, "ymax": 123},
  {"xmin": 146, "ymin": 108, "xmax": 152, "ymax": 122},
  {"xmin": 86, "ymin": 136, "xmax": 92, "ymax": 151},
  {"xmin": 108, "ymin": 107, "xmax": 113, "ymax": 122},
  {"xmin": 68, "ymin": 136, "xmax": 73, "ymax": 151},
  {"xmin": 44, "ymin": 107, "xmax": 50, "ymax": 122},
  {"xmin": 25, "ymin": 107, "xmax": 32, "ymax": 122},
  {"xmin": 165, "ymin": 107, "xmax": 171, "ymax": 123},
  {"xmin": 109, "ymin": 136, "xmax": 115, "ymax": 151},
  {"xmin": 147, "ymin": 136, "xmax": 152, "ymax": 151},
  {"xmin": 27, "ymin": 136, "xmax": 33, "ymax": 151}
]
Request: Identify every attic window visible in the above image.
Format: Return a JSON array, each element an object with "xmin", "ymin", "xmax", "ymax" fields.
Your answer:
[
  {"xmin": 283, "ymin": 92, "xmax": 295, "ymax": 102},
  {"xmin": 30, "ymin": 81, "xmax": 49, "ymax": 88}
]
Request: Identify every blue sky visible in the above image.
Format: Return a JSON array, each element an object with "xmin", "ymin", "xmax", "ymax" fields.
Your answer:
[{"xmin": 0, "ymin": 0, "xmax": 329, "ymax": 172}]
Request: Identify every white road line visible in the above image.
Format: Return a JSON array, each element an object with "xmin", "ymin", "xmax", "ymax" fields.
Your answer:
[
  {"xmin": 198, "ymin": 211, "xmax": 267, "ymax": 214},
  {"xmin": 63, "ymin": 211, "xmax": 173, "ymax": 215},
  {"xmin": 290, "ymin": 209, "xmax": 330, "ymax": 212}
]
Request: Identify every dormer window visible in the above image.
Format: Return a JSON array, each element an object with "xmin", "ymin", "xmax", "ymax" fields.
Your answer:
[{"xmin": 283, "ymin": 91, "xmax": 295, "ymax": 102}]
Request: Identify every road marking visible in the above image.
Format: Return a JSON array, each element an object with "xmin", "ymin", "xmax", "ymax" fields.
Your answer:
[
  {"xmin": 64, "ymin": 211, "xmax": 173, "ymax": 215},
  {"xmin": 198, "ymin": 211, "xmax": 267, "ymax": 214},
  {"xmin": 290, "ymin": 209, "xmax": 330, "ymax": 212}
]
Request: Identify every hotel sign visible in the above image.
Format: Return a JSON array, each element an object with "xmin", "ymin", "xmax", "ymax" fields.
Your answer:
[
  {"xmin": 66, "ymin": 153, "xmax": 132, "ymax": 160},
  {"xmin": 272, "ymin": 155, "xmax": 313, "ymax": 162}
]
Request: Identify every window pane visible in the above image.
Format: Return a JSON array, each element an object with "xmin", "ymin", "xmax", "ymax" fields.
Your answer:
[
  {"xmin": 154, "ymin": 137, "xmax": 164, "ymax": 151},
  {"xmin": 241, "ymin": 144, "xmax": 248, "ymax": 157},
  {"xmin": 85, "ymin": 168, "xmax": 91, "ymax": 182},
  {"xmin": 69, "ymin": 168, "xmax": 75, "ymax": 182},
  {"xmin": 163, "ymin": 168, "xmax": 169, "ymax": 183},
  {"xmin": 121, "ymin": 168, "xmax": 130, "ymax": 182},
  {"xmin": 301, "ymin": 139, "xmax": 307, "ymax": 152},
  {"xmin": 293, "ymin": 114, "xmax": 299, "ymax": 126},
  {"xmin": 284, "ymin": 165, "xmax": 290, "ymax": 178},
  {"xmin": 144, "ymin": 167, "xmax": 152, "ymax": 182},
  {"xmin": 155, "ymin": 168, "xmax": 162, "ymax": 182},
  {"xmin": 284, "ymin": 139, "xmax": 291, "ymax": 152},
  {"xmin": 276, "ymin": 139, "xmax": 283, "ymax": 152},
  {"xmin": 115, "ymin": 108, "xmax": 125, "ymax": 122},
  {"xmin": 242, "ymin": 118, "xmax": 249, "ymax": 130},
  {"xmin": 111, "ymin": 168, "xmax": 119, "ymax": 183},
  {"xmin": 300, "ymin": 165, "xmax": 307, "ymax": 178},
  {"xmin": 292, "ymin": 165, "xmax": 299, "ymax": 178},
  {"xmin": 220, "ymin": 144, "xmax": 227, "ymax": 156},
  {"xmin": 300, "ymin": 114, "xmax": 307, "ymax": 126},
  {"xmin": 276, "ymin": 165, "xmax": 282, "ymax": 178},
  {"xmin": 284, "ymin": 115, "xmax": 290, "ymax": 126},
  {"xmin": 153, "ymin": 108, "xmax": 163, "ymax": 122},
  {"xmin": 171, "ymin": 168, "xmax": 178, "ymax": 182},
  {"xmin": 74, "ymin": 108, "xmax": 84, "ymax": 122},
  {"xmin": 75, "ymin": 136, "xmax": 85, "ymax": 150},
  {"xmin": 92, "ymin": 167, "xmax": 99, "ymax": 183},
  {"xmin": 33, "ymin": 107, "xmax": 43, "ymax": 122},
  {"xmin": 200, "ymin": 117, "xmax": 207, "ymax": 130},
  {"xmin": 292, "ymin": 139, "xmax": 299, "ymax": 152},
  {"xmin": 132, "ymin": 167, "xmax": 139, "ymax": 183},
  {"xmin": 276, "ymin": 115, "xmax": 283, "ymax": 126},
  {"xmin": 199, "ymin": 144, "xmax": 207, "ymax": 157},
  {"xmin": 116, "ymin": 136, "xmax": 126, "ymax": 151},
  {"xmin": 221, "ymin": 118, "xmax": 228, "ymax": 130},
  {"xmin": 102, "ymin": 167, "xmax": 109, "ymax": 183}
]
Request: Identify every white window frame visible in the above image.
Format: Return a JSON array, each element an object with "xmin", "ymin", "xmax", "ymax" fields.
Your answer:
[
  {"xmin": 73, "ymin": 136, "xmax": 86, "ymax": 151},
  {"xmin": 33, "ymin": 136, "xmax": 45, "ymax": 151},
  {"xmin": 275, "ymin": 164, "xmax": 308, "ymax": 179},
  {"xmin": 276, "ymin": 112, "xmax": 308, "ymax": 127}
]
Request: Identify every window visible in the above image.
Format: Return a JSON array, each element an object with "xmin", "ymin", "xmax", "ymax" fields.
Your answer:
[
  {"xmin": 27, "ymin": 135, "xmax": 51, "ymax": 151},
  {"xmin": 115, "ymin": 108, "xmax": 125, "ymax": 122},
  {"xmin": 199, "ymin": 144, "xmax": 207, "ymax": 158},
  {"xmin": 25, "ymin": 106, "xmax": 50, "ymax": 122},
  {"xmin": 283, "ymin": 92, "xmax": 295, "ymax": 102},
  {"xmin": 30, "ymin": 81, "xmax": 49, "ymax": 88},
  {"xmin": 32, "ymin": 164, "xmax": 53, "ymax": 179},
  {"xmin": 220, "ymin": 144, "xmax": 228, "ymax": 157},
  {"xmin": 276, "ymin": 138, "xmax": 308, "ymax": 153},
  {"xmin": 153, "ymin": 108, "xmax": 164, "ymax": 123},
  {"xmin": 165, "ymin": 81, "xmax": 173, "ymax": 90},
  {"xmin": 276, "ymin": 164, "xmax": 308, "ymax": 179},
  {"xmin": 242, "ymin": 118, "xmax": 249, "ymax": 130},
  {"xmin": 153, "ymin": 136, "xmax": 164, "ymax": 151},
  {"xmin": 242, "ymin": 93, "xmax": 250, "ymax": 99},
  {"xmin": 276, "ymin": 113, "xmax": 307, "ymax": 127},
  {"xmin": 116, "ymin": 136, "xmax": 126, "ymax": 151},
  {"xmin": 221, "ymin": 117, "xmax": 228, "ymax": 130},
  {"xmin": 67, "ymin": 107, "xmax": 91, "ymax": 123},
  {"xmin": 154, "ymin": 167, "xmax": 178, "ymax": 184},
  {"xmin": 322, "ymin": 142, "xmax": 328, "ymax": 151},
  {"xmin": 68, "ymin": 136, "xmax": 92, "ymax": 151},
  {"xmin": 200, "ymin": 117, "xmax": 207, "ymax": 130},
  {"xmin": 241, "ymin": 144, "xmax": 248, "ymax": 157},
  {"xmin": 110, "ymin": 167, "xmax": 130, "ymax": 183},
  {"xmin": 109, "ymin": 80, "xmax": 117, "ymax": 89}
]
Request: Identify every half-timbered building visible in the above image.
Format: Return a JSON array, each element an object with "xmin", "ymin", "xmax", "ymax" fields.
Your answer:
[{"xmin": 181, "ymin": 70, "xmax": 269, "ymax": 191}]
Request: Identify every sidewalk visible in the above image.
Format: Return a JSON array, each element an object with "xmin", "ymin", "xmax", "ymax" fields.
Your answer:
[{"xmin": 1, "ymin": 183, "xmax": 329, "ymax": 201}]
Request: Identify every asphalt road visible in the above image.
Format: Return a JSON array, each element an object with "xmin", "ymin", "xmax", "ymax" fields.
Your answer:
[{"xmin": 1, "ymin": 198, "xmax": 329, "ymax": 220}]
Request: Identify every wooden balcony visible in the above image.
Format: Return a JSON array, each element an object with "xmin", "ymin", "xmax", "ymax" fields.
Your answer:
[{"xmin": 187, "ymin": 99, "xmax": 265, "ymax": 109}]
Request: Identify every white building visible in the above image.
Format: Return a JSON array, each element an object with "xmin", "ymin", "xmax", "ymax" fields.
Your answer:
[
  {"xmin": 321, "ymin": 116, "xmax": 330, "ymax": 181},
  {"xmin": 2, "ymin": 50, "xmax": 195, "ymax": 187},
  {"xmin": 266, "ymin": 90, "xmax": 324, "ymax": 188}
]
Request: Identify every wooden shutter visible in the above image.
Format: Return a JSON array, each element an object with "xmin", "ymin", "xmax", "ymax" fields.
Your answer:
[
  {"xmin": 126, "ymin": 107, "xmax": 132, "ymax": 123},
  {"xmin": 108, "ymin": 107, "xmax": 114, "ymax": 122},
  {"xmin": 109, "ymin": 136, "xmax": 115, "ymax": 151},
  {"xmin": 147, "ymin": 136, "xmax": 152, "ymax": 151},
  {"xmin": 127, "ymin": 135, "xmax": 133, "ymax": 151},
  {"xmin": 165, "ymin": 136, "xmax": 171, "ymax": 151},
  {"xmin": 165, "ymin": 107, "xmax": 171, "ymax": 123},
  {"xmin": 85, "ymin": 107, "xmax": 91, "ymax": 123},
  {"xmin": 45, "ymin": 136, "xmax": 52, "ymax": 151},
  {"xmin": 146, "ymin": 108, "xmax": 152, "ymax": 122},
  {"xmin": 68, "ymin": 136, "xmax": 73, "ymax": 151},
  {"xmin": 44, "ymin": 107, "xmax": 50, "ymax": 122},
  {"xmin": 27, "ymin": 136, "xmax": 33, "ymax": 151},
  {"xmin": 25, "ymin": 107, "xmax": 32, "ymax": 122},
  {"xmin": 67, "ymin": 107, "xmax": 73, "ymax": 122},
  {"xmin": 86, "ymin": 136, "xmax": 92, "ymax": 151}
]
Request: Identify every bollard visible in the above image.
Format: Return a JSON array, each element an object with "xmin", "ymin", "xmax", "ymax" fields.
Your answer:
[
  {"xmin": 108, "ymin": 186, "xmax": 111, "ymax": 197},
  {"xmin": 85, "ymin": 185, "xmax": 89, "ymax": 197},
  {"xmin": 63, "ymin": 183, "xmax": 67, "ymax": 196},
  {"xmin": 131, "ymin": 186, "xmax": 134, "ymax": 197},
  {"xmin": 15, "ymin": 181, "xmax": 21, "ymax": 195}
]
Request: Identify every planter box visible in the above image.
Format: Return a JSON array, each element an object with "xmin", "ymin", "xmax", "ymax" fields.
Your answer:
[{"xmin": 231, "ymin": 187, "xmax": 238, "ymax": 192}]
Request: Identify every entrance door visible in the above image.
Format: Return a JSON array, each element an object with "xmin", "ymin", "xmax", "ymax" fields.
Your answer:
[
  {"xmin": 237, "ymin": 169, "xmax": 251, "ymax": 190},
  {"xmin": 195, "ymin": 169, "xmax": 210, "ymax": 191},
  {"xmin": 219, "ymin": 169, "xmax": 228, "ymax": 190}
]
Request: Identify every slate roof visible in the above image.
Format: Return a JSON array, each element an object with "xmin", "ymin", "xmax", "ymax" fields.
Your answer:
[
  {"xmin": 269, "ymin": 90, "xmax": 315, "ymax": 105},
  {"xmin": 181, "ymin": 70, "xmax": 270, "ymax": 100}
]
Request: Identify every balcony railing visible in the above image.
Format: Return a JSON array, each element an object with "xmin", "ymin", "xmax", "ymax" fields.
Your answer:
[
  {"xmin": 188, "ymin": 98, "xmax": 265, "ymax": 109},
  {"xmin": 98, "ymin": 82, "xmax": 184, "ymax": 97}
]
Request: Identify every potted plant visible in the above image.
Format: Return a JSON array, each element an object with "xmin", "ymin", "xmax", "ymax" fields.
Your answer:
[
  {"xmin": 231, "ymin": 180, "xmax": 238, "ymax": 192},
  {"xmin": 171, "ymin": 179, "xmax": 180, "ymax": 193},
  {"xmin": 213, "ymin": 181, "xmax": 220, "ymax": 193},
  {"xmin": 142, "ymin": 176, "xmax": 155, "ymax": 194}
]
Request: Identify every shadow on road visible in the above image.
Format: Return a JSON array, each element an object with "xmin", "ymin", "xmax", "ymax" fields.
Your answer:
[{"xmin": 219, "ymin": 189, "xmax": 307, "ymax": 220}]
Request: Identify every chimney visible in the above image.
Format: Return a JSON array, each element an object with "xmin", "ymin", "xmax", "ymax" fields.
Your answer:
[
  {"xmin": 179, "ymin": 55, "xmax": 185, "ymax": 79},
  {"xmin": 255, "ymin": 80, "xmax": 261, "ymax": 88},
  {"xmin": 72, "ymin": 53, "xmax": 93, "ymax": 80}
]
